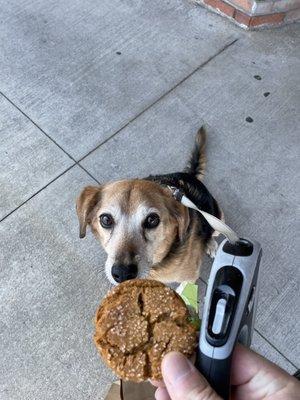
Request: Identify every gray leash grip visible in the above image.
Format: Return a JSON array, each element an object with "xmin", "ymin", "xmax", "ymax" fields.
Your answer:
[{"xmin": 196, "ymin": 239, "xmax": 262, "ymax": 399}]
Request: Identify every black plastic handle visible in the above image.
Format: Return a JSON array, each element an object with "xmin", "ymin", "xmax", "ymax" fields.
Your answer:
[{"xmin": 195, "ymin": 351, "xmax": 232, "ymax": 400}]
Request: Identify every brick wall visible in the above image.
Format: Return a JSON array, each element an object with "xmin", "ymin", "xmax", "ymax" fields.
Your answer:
[{"xmin": 195, "ymin": 0, "xmax": 300, "ymax": 29}]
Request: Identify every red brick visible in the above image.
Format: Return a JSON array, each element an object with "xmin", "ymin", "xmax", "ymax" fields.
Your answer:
[
  {"xmin": 229, "ymin": 0, "xmax": 254, "ymax": 13},
  {"xmin": 204, "ymin": 0, "xmax": 235, "ymax": 17},
  {"xmin": 250, "ymin": 13, "xmax": 286, "ymax": 27},
  {"xmin": 234, "ymin": 10, "xmax": 252, "ymax": 26}
]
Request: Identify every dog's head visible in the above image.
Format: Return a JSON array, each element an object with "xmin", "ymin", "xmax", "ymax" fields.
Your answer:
[{"xmin": 76, "ymin": 179, "xmax": 189, "ymax": 284}]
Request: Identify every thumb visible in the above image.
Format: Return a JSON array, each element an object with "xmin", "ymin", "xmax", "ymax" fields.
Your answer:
[{"xmin": 161, "ymin": 352, "xmax": 221, "ymax": 400}]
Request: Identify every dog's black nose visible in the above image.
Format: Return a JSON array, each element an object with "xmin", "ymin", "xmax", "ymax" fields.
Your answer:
[{"xmin": 111, "ymin": 264, "xmax": 138, "ymax": 283}]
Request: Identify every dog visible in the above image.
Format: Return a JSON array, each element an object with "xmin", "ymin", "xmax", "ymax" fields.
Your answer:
[{"xmin": 76, "ymin": 127, "xmax": 223, "ymax": 285}]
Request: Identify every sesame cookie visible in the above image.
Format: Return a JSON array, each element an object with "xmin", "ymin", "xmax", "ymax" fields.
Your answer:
[{"xmin": 94, "ymin": 279, "xmax": 197, "ymax": 382}]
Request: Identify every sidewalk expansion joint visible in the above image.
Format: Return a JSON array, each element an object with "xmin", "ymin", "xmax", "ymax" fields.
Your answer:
[
  {"xmin": 78, "ymin": 37, "xmax": 239, "ymax": 163},
  {"xmin": 0, "ymin": 37, "xmax": 238, "ymax": 221}
]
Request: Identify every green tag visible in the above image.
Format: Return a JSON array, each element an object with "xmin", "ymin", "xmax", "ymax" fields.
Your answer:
[{"xmin": 177, "ymin": 282, "xmax": 201, "ymax": 330}]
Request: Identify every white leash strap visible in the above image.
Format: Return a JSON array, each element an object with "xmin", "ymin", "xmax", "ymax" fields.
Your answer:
[{"xmin": 168, "ymin": 186, "xmax": 239, "ymax": 244}]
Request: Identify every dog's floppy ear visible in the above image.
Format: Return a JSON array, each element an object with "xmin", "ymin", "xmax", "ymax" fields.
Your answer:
[
  {"xmin": 176, "ymin": 204, "xmax": 190, "ymax": 241},
  {"xmin": 171, "ymin": 201, "xmax": 190, "ymax": 242},
  {"xmin": 76, "ymin": 186, "xmax": 102, "ymax": 239},
  {"xmin": 161, "ymin": 187, "xmax": 190, "ymax": 242}
]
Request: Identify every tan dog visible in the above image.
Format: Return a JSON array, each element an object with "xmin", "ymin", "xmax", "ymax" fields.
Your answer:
[{"xmin": 76, "ymin": 127, "xmax": 222, "ymax": 284}]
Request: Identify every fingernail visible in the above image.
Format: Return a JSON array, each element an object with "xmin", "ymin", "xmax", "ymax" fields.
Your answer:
[{"xmin": 162, "ymin": 352, "xmax": 193, "ymax": 383}]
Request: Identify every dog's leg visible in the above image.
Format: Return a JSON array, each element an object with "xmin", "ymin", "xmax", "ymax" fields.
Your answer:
[{"xmin": 206, "ymin": 238, "xmax": 218, "ymax": 258}]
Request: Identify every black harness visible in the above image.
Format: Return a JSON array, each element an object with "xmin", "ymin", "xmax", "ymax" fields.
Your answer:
[{"xmin": 145, "ymin": 172, "xmax": 221, "ymax": 243}]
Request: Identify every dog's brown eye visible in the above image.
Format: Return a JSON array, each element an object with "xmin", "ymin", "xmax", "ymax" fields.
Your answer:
[
  {"xmin": 100, "ymin": 214, "xmax": 114, "ymax": 228},
  {"xmin": 144, "ymin": 213, "xmax": 160, "ymax": 229}
]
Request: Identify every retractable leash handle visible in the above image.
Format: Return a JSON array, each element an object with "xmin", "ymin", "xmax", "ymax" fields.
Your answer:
[
  {"xmin": 168, "ymin": 186, "xmax": 262, "ymax": 399},
  {"xmin": 196, "ymin": 239, "xmax": 262, "ymax": 399}
]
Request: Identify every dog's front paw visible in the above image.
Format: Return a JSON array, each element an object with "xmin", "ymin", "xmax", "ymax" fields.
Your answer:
[{"xmin": 206, "ymin": 238, "xmax": 218, "ymax": 259}]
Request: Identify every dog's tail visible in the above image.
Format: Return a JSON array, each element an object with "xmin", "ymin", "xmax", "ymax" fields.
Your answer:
[{"xmin": 184, "ymin": 126, "xmax": 207, "ymax": 180}]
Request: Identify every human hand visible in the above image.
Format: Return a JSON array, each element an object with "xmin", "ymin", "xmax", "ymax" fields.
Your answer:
[{"xmin": 152, "ymin": 345, "xmax": 300, "ymax": 400}]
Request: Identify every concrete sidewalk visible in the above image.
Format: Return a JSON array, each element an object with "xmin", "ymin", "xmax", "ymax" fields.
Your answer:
[{"xmin": 0, "ymin": 0, "xmax": 299, "ymax": 398}]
